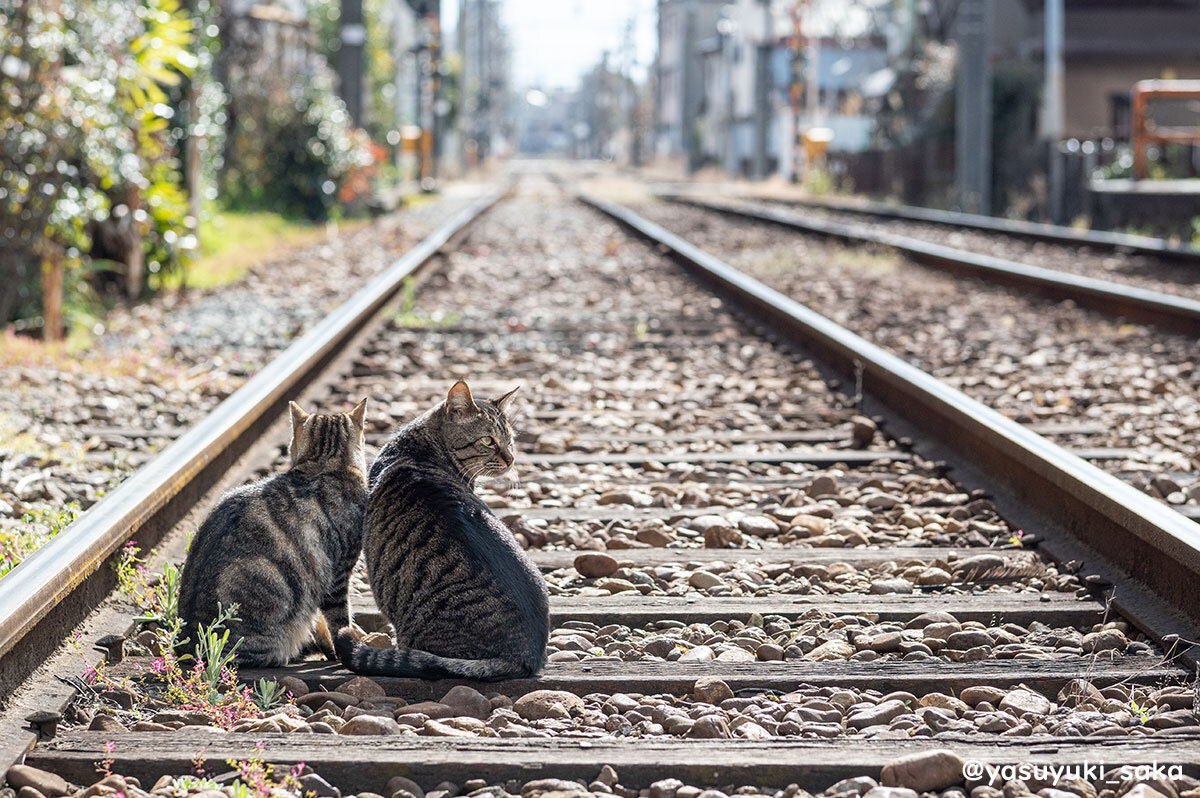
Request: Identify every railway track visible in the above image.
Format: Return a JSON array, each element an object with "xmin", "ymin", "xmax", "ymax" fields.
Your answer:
[
  {"xmin": 630, "ymin": 192, "xmax": 1200, "ymax": 523},
  {"xmin": 650, "ymin": 186, "xmax": 1200, "ymax": 266},
  {"xmin": 4, "ymin": 173, "xmax": 1200, "ymax": 797},
  {"xmin": 654, "ymin": 194, "xmax": 1200, "ymax": 336}
]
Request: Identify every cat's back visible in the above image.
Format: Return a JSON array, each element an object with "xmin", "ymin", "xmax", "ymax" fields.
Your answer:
[
  {"xmin": 181, "ymin": 465, "xmax": 362, "ymax": 599},
  {"xmin": 366, "ymin": 459, "xmax": 547, "ymax": 620}
]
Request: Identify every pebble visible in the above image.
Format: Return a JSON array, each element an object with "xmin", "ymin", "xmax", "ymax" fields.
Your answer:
[
  {"xmin": 685, "ymin": 715, "xmax": 732, "ymax": 739},
  {"xmin": 440, "ymin": 685, "xmax": 493, "ymax": 720},
  {"xmin": 6, "ymin": 766, "xmax": 71, "ymax": 798},
  {"xmin": 423, "ymin": 719, "xmax": 476, "ymax": 737},
  {"xmin": 880, "ymin": 749, "xmax": 965, "ymax": 791},
  {"xmin": 340, "ymin": 715, "xmax": 402, "ymax": 735},
  {"xmin": 650, "ymin": 780, "xmax": 685, "ymax": 798},
  {"xmin": 847, "ymin": 699, "xmax": 909, "ymax": 729},
  {"xmin": 337, "ymin": 676, "xmax": 386, "ymax": 701},
  {"xmin": 688, "ymin": 570, "xmax": 723, "ymax": 589},
  {"xmin": 574, "ymin": 553, "xmax": 620, "ymax": 578},
  {"xmin": 868, "ymin": 579, "xmax": 913, "ymax": 595},
  {"xmin": 961, "ymin": 686, "xmax": 1007, "ymax": 706},
  {"xmin": 387, "ymin": 777, "xmax": 425, "ymax": 798},
  {"xmin": 999, "ymin": 688, "xmax": 1053, "ymax": 716},
  {"xmin": 513, "ymin": 690, "xmax": 584, "ymax": 721},
  {"xmin": 693, "ymin": 677, "xmax": 734, "ymax": 704}
]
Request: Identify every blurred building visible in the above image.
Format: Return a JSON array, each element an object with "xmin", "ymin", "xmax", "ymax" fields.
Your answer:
[
  {"xmin": 655, "ymin": 0, "xmax": 726, "ymax": 162},
  {"xmin": 696, "ymin": 0, "xmax": 887, "ymax": 177},
  {"xmin": 457, "ymin": 0, "xmax": 512, "ymax": 165},
  {"xmin": 994, "ymin": 0, "xmax": 1200, "ymax": 140},
  {"xmin": 513, "ymin": 87, "xmax": 578, "ymax": 156}
]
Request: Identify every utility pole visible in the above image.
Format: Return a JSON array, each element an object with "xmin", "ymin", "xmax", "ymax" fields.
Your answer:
[
  {"xmin": 477, "ymin": 0, "xmax": 490, "ymax": 162},
  {"xmin": 429, "ymin": 1, "xmax": 442, "ymax": 184},
  {"xmin": 1044, "ymin": 0, "xmax": 1065, "ymax": 223},
  {"xmin": 622, "ymin": 16, "xmax": 636, "ymax": 167},
  {"xmin": 682, "ymin": 0, "xmax": 701, "ymax": 172},
  {"xmin": 752, "ymin": 0, "xmax": 772, "ymax": 179},
  {"xmin": 338, "ymin": 0, "xmax": 365, "ymax": 127},
  {"xmin": 788, "ymin": 2, "xmax": 803, "ymax": 183},
  {"xmin": 954, "ymin": 0, "xmax": 992, "ymax": 215},
  {"xmin": 408, "ymin": 0, "xmax": 440, "ymax": 188}
]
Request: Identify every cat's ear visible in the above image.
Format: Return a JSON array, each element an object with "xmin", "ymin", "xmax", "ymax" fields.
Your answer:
[
  {"xmin": 492, "ymin": 385, "xmax": 520, "ymax": 413},
  {"xmin": 289, "ymin": 401, "xmax": 310, "ymax": 431},
  {"xmin": 446, "ymin": 380, "xmax": 478, "ymax": 417},
  {"xmin": 349, "ymin": 397, "xmax": 367, "ymax": 431},
  {"xmin": 288, "ymin": 401, "xmax": 310, "ymax": 462}
]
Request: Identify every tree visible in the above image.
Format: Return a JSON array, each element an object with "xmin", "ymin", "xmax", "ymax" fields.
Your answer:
[{"xmin": 0, "ymin": 0, "xmax": 208, "ymax": 336}]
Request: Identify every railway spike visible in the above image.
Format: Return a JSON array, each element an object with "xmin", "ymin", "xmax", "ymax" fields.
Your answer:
[
  {"xmin": 24, "ymin": 710, "xmax": 60, "ymax": 741},
  {"xmin": 93, "ymin": 634, "xmax": 126, "ymax": 665}
]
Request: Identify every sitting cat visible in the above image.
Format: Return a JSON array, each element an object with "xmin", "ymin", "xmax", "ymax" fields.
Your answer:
[
  {"xmin": 336, "ymin": 380, "xmax": 549, "ymax": 680},
  {"xmin": 177, "ymin": 398, "xmax": 368, "ymax": 666}
]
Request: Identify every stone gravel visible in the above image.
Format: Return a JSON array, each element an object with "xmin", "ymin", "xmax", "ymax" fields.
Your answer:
[
  {"xmin": 783, "ymin": 200, "xmax": 1200, "ymax": 302},
  {"xmin": 15, "ymin": 758, "xmax": 1200, "ymax": 798},
  {"xmin": 629, "ymin": 201, "xmax": 1200, "ymax": 510}
]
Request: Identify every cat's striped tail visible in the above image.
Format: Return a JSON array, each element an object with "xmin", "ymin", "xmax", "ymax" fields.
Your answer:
[{"xmin": 334, "ymin": 628, "xmax": 535, "ymax": 681}]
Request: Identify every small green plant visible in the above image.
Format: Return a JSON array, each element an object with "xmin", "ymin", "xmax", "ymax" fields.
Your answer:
[
  {"xmin": 1129, "ymin": 697, "xmax": 1151, "ymax": 724},
  {"xmin": 252, "ymin": 678, "xmax": 289, "ymax": 711},
  {"xmin": 1008, "ymin": 529, "xmax": 1025, "ymax": 548},
  {"xmin": 113, "ymin": 541, "xmax": 183, "ymax": 627},
  {"xmin": 141, "ymin": 560, "xmax": 183, "ymax": 627},
  {"xmin": 114, "ymin": 540, "xmax": 146, "ymax": 596},
  {"xmin": 96, "ymin": 739, "xmax": 116, "ymax": 778},
  {"xmin": 226, "ymin": 742, "xmax": 306, "ymax": 798},
  {"xmin": 3, "ymin": 502, "xmax": 82, "ymax": 577},
  {"xmin": 139, "ymin": 745, "xmax": 307, "ymax": 798},
  {"xmin": 387, "ymin": 277, "xmax": 460, "ymax": 328},
  {"xmin": 21, "ymin": 503, "xmax": 81, "ymax": 537},
  {"xmin": 193, "ymin": 603, "xmax": 242, "ymax": 699}
]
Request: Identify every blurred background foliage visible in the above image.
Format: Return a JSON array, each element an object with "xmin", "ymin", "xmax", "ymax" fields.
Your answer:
[{"xmin": 0, "ymin": 0, "xmax": 376, "ymax": 337}]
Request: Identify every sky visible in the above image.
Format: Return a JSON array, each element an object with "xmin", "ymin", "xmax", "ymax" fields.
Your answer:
[{"xmin": 445, "ymin": 0, "xmax": 659, "ymax": 90}]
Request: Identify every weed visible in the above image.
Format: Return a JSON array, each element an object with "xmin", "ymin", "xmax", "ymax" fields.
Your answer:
[
  {"xmin": 2, "ymin": 502, "xmax": 81, "ymax": 578},
  {"xmin": 228, "ymin": 741, "xmax": 306, "ymax": 798},
  {"xmin": 141, "ymin": 560, "xmax": 184, "ymax": 627},
  {"xmin": 114, "ymin": 540, "xmax": 148, "ymax": 596},
  {"xmin": 386, "ymin": 276, "xmax": 461, "ymax": 328},
  {"xmin": 100, "ymin": 451, "xmax": 135, "ymax": 495},
  {"xmin": 113, "ymin": 541, "xmax": 183, "ymax": 627},
  {"xmin": 192, "ymin": 603, "xmax": 243, "ymax": 700},
  {"xmin": 138, "ymin": 746, "xmax": 307, "ymax": 798},
  {"xmin": 1130, "ymin": 696, "xmax": 1151, "ymax": 725},
  {"xmin": 96, "ymin": 739, "xmax": 116, "ymax": 778},
  {"xmin": 252, "ymin": 678, "xmax": 289, "ymax": 711}
]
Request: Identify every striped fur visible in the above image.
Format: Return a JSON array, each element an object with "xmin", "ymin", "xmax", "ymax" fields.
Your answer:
[
  {"xmin": 339, "ymin": 381, "xmax": 549, "ymax": 680},
  {"xmin": 177, "ymin": 399, "xmax": 369, "ymax": 667}
]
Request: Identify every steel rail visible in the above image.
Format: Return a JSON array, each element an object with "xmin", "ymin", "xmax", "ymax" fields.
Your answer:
[
  {"xmin": 664, "ymin": 195, "xmax": 1200, "ymax": 336},
  {"xmin": 0, "ymin": 187, "xmax": 506, "ymax": 696},
  {"xmin": 581, "ymin": 191, "xmax": 1200, "ymax": 634},
  {"xmin": 655, "ymin": 185, "xmax": 1200, "ymax": 262}
]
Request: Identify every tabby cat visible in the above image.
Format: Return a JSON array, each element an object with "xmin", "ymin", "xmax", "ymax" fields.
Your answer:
[
  {"xmin": 177, "ymin": 398, "xmax": 369, "ymax": 667},
  {"xmin": 335, "ymin": 380, "xmax": 549, "ymax": 680}
]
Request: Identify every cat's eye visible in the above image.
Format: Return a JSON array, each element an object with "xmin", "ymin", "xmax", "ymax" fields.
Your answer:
[{"xmin": 480, "ymin": 436, "xmax": 495, "ymax": 447}]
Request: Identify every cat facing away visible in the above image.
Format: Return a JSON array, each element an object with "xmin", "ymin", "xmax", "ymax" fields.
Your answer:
[
  {"xmin": 177, "ymin": 398, "xmax": 369, "ymax": 667},
  {"xmin": 336, "ymin": 380, "xmax": 549, "ymax": 680}
]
